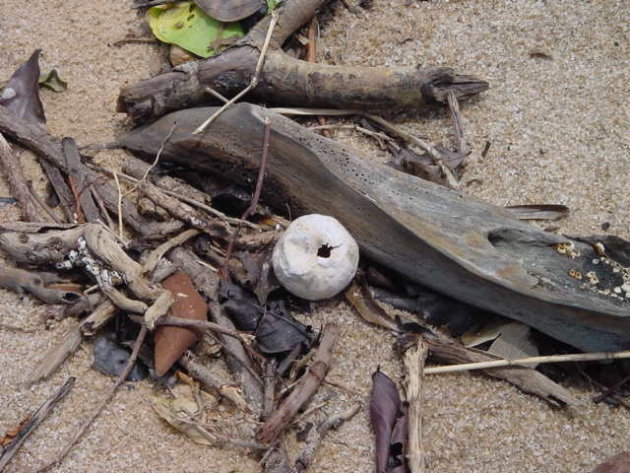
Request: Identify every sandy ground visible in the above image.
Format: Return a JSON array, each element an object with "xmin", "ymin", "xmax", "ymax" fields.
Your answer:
[{"xmin": 0, "ymin": 1, "xmax": 628, "ymax": 472}]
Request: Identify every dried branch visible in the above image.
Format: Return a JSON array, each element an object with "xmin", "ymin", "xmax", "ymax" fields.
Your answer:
[
  {"xmin": 0, "ymin": 107, "xmax": 182, "ymax": 236},
  {"xmin": 117, "ymin": 0, "xmax": 487, "ymax": 122},
  {"xmin": 258, "ymin": 324, "xmax": 338, "ymax": 444},
  {"xmin": 0, "ymin": 377, "xmax": 75, "ymax": 471}
]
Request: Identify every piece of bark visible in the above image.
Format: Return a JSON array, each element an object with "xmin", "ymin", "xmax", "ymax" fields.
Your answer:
[
  {"xmin": 62, "ymin": 137, "xmax": 102, "ymax": 223},
  {"xmin": 258, "ymin": 323, "xmax": 338, "ymax": 444},
  {"xmin": 402, "ymin": 339, "xmax": 428, "ymax": 473},
  {"xmin": 154, "ymin": 271, "xmax": 207, "ymax": 376},
  {"xmin": 117, "ymin": 0, "xmax": 487, "ymax": 122},
  {"xmin": 0, "ymin": 377, "xmax": 74, "ymax": 472},
  {"xmin": 119, "ymin": 103, "xmax": 630, "ymax": 352},
  {"xmin": 0, "ymin": 132, "xmax": 51, "ymax": 222},
  {"xmin": 422, "ymin": 332, "xmax": 580, "ymax": 409},
  {"xmin": 0, "ymin": 266, "xmax": 81, "ymax": 304}
]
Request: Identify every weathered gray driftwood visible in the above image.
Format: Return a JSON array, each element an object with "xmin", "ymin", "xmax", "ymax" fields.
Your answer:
[{"xmin": 119, "ymin": 103, "xmax": 630, "ymax": 352}]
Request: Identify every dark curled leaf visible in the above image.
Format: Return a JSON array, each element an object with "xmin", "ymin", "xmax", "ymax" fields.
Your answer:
[
  {"xmin": 370, "ymin": 370, "xmax": 409, "ymax": 473},
  {"xmin": 0, "ymin": 50, "xmax": 46, "ymax": 124},
  {"xmin": 219, "ymin": 280, "xmax": 312, "ymax": 355},
  {"xmin": 92, "ymin": 335, "xmax": 148, "ymax": 381}
]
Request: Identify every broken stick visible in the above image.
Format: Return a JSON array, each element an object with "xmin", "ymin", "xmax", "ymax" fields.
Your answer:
[
  {"xmin": 0, "ymin": 377, "xmax": 75, "ymax": 472},
  {"xmin": 402, "ymin": 338, "xmax": 429, "ymax": 473}
]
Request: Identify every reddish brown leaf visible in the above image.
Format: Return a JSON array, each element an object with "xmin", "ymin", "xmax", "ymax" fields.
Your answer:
[
  {"xmin": 154, "ymin": 271, "xmax": 208, "ymax": 376},
  {"xmin": 370, "ymin": 370, "xmax": 409, "ymax": 473}
]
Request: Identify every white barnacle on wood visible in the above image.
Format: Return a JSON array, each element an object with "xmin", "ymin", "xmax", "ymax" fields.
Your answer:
[{"xmin": 272, "ymin": 214, "xmax": 359, "ymax": 301}]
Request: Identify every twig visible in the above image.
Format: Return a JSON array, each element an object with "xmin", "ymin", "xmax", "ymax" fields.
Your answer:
[
  {"xmin": 424, "ymin": 350, "xmax": 630, "ymax": 374},
  {"xmin": 258, "ymin": 323, "xmax": 338, "ymax": 444},
  {"xmin": 0, "ymin": 132, "xmax": 50, "ymax": 222},
  {"xmin": 192, "ymin": 11, "xmax": 279, "ymax": 134},
  {"xmin": 0, "ymin": 377, "xmax": 75, "ymax": 472},
  {"xmin": 305, "ymin": 17, "xmax": 330, "ymax": 138},
  {"xmin": 402, "ymin": 339, "xmax": 428, "ymax": 473},
  {"xmin": 112, "ymin": 171, "xmax": 124, "ymax": 240},
  {"xmin": 263, "ymin": 359, "xmax": 277, "ymax": 420},
  {"xmin": 220, "ymin": 116, "xmax": 272, "ymax": 280},
  {"xmin": 418, "ymin": 332, "xmax": 580, "ymax": 408},
  {"xmin": 128, "ymin": 314, "xmax": 248, "ymax": 343},
  {"xmin": 205, "ymin": 87, "xmax": 229, "ymax": 104},
  {"xmin": 291, "ymin": 403, "xmax": 361, "ymax": 473},
  {"xmin": 593, "ymin": 374, "xmax": 630, "ymax": 404},
  {"xmin": 308, "ymin": 124, "xmax": 394, "ymax": 144},
  {"xmin": 446, "ymin": 90, "xmax": 468, "ymax": 156},
  {"xmin": 366, "ymin": 114, "xmax": 460, "ymax": 189},
  {"xmin": 270, "ymin": 107, "xmax": 358, "ymax": 117},
  {"xmin": 141, "ymin": 122, "xmax": 177, "ymax": 181},
  {"xmin": 37, "ymin": 326, "xmax": 148, "ymax": 472}
]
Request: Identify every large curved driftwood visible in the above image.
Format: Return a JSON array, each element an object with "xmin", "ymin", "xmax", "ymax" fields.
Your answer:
[{"xmin": 119, "ymin": 104, "xmax": 630, "ymax": 352}]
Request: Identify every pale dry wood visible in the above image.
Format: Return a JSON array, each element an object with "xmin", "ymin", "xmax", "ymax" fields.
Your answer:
[
  {"xmin": 423, "ymin": 334, "xmax": 581, "ymax": 408},
  {"xmin": 28, "ymin": 326, "xmax": 82, "ymax": 385},
  {"xmin": 143, "ymin": 228, "xmax": 200, "ymax": 273},
  {"xmin": 424, "ymin": 350, "xmax": 630, "ymax": 374},
  {"xmin": 403, "ymin": 339, "xmax": 429, "ymax": 473}
]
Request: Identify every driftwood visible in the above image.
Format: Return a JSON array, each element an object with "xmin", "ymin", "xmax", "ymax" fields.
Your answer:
[
  {"xmin": 0, "ymin": 266, "xmax": 81, "ymax": 304},
  {"xmin": 402, "ymin": 339, "xmax": 428, "ymax": 473},
  {"xmin": 119, "ymin": 103, "xmax": 630, "ymax": 352},
  {"xmin": 117, "ymin": 0, "xmax": 488, "ymax": 122}
]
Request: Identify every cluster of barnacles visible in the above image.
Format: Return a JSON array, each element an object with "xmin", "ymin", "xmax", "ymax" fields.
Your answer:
[{"xmin": 56, "ymin": 236, "xmax": 125, "ymax": 289}]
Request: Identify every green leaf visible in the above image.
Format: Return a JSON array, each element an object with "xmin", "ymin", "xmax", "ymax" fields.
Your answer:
[
  {"xmin": 39, "ymin": 69, "xmax": 67, "ymax": 93},
  {"xmin": 147, "ymin": 2, "xmax": 244, "ymax": 58},
  {"xmin": 266, "ymin": 0, "xmax": 280, "ymax": 12}
]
